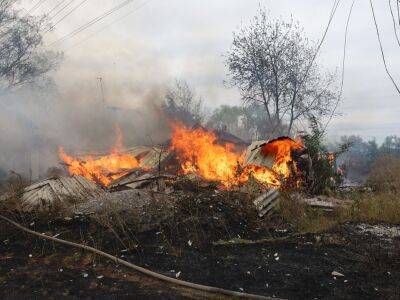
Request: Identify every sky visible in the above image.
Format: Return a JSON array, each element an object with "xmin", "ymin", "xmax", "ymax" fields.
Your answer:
[{"xmin": 20, "ymin": 0, "xmax": 400, "ymax": 143}]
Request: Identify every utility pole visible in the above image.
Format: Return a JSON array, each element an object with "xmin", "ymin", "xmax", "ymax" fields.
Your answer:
[{"xmin": 97, "ymin": 77, "xmax": 106, "ymax": 107}]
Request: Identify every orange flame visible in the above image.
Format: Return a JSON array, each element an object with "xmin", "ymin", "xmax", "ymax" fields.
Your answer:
[
  {"xmin": 170, "ymin": 123, "xmax": 302, "ymax": 188},
  {"xmin": 170, "ymin": 123, "xmax": 241, "ymax": 184},
  {"xmin": 58, "ymin": 127, "xmax": 139, "ymax": 186}
]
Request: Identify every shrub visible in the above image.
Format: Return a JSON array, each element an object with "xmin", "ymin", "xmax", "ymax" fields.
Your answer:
[{"xmin": 301, "ymin": 118, "xmax": 348, "ymax": 195}]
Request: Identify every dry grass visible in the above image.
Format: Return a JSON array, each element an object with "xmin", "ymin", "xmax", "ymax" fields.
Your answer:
[
  {"xmin": 276, "ymin": 193, "xmax": 348, "ymax": 233},
  {"xmin": 276, "ymin": 190, "xmax": 400, "ymax": 233},
  {"xmin": 90, "ymin": 204, "xmax": 140, "ymax": 251},
  {"xmin": 349, "ymin": 192, "xmax": 400, "ymax": 224},
  {"xmin": 367, "ymin": 155, "xmax": 400, "ymax": 192},
  {"xmin": 0, "ymin": 179, "xmax": 27, "ymax": 213}
]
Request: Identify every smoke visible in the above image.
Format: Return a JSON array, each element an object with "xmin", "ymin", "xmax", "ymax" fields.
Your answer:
[
  {"xmin": 0, "ymin": 0, "xmax": 221, "ymax": 180},
  {"xmin": 0, "ymin": 77, "xmax": 174, "ymax": 180}
]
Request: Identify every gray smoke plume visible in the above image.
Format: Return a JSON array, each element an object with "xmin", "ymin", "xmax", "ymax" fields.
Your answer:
[{"xmin": 0, "ymin": 79, "xmax": 172, "ymax": 181}]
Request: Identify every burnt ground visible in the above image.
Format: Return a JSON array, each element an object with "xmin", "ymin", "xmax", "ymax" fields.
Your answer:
[{"xmin": 0, "ymin": 190, "xmax": 400, "ymax": 300}]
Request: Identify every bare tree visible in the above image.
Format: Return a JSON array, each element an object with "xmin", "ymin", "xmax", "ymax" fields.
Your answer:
[
  {"xmin": 163, "ymin": 80, "xmax": 204, "ymax": 126},
  {"xmin": 0, "ymin": 1, "xmax": 61, "ymax": 90},
  {"xmin": 225, "ymin": 8, "xmax": 338, "ymax": 136}
]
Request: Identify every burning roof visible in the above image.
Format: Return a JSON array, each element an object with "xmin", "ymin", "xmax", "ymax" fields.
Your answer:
[{"xmin": 58, "ymin": 123, "xmax": 304, "ymax": 190}]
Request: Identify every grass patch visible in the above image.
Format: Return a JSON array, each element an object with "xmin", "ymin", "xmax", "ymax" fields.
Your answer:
[
  {"xmin": 276, "ymin": 194, "xmax": 348, "ymax": 233},
  {"xmin": 276, "ymin": 191, "xmax": 400, "ymax": 233},
  {"xmin": 349, "ymin": 192, "xmax": 400, "ymax": 224},
  {"xmin": 367, "ymin": 155, "xmax": 400, "ymax": 192}
]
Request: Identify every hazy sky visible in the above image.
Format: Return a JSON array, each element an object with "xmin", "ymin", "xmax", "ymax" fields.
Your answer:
[{"xmin": 22, "ymin": 0, "xmax": 400, "ymax": 142}]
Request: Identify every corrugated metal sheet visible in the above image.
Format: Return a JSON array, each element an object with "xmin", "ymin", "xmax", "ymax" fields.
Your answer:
[
  {"xmin": 124, "ymin": 146, "xmax": 171, "ymax": 169},
  {"xmin": 253, "ymin": 188, "xmax": 280, "ymax": 217},
  {"xmin": 243, "ymin": 141, "xmax": 275, "ymax": 168},
  {"xmin": 243, "ymin": 137, "xmax": 298, "ymax": 168},
  {"xmin": 75, "ymin": 146, "xmax": 171, "ymax": 170},
  {"xmin": 21, "ymin": 176, "xmax": 105, "ymax": 212}
]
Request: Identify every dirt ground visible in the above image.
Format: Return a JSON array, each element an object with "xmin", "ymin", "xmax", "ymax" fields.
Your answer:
[{"xmin": 0, "ymin": 190, "xmax": 399, "ymax": 299}]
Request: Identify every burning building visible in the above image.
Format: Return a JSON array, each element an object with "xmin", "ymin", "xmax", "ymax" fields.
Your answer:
[{"xmin": 58, "ymin": 122, "xmax": 305, "ymax": 190}]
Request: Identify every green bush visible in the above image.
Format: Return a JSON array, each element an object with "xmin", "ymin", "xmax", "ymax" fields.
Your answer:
[{"xmin": 301, "ymin": 118, "xmax": 347, "ymax": 195}]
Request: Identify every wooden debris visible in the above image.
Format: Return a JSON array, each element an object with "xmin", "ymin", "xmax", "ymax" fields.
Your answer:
[
  {"xmin": 213, "ymin": 234, "xmax": 301, "ymax": 246},
  {"xmin": 298, "ymin": 195, "xmax": 352, "ymax": 210}
]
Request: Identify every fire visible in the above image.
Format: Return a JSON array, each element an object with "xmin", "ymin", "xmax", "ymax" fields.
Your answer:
[
  {"xmin": 261, "ymin": 137, "xmax": 303, "ymax": 177},
  {"xmin": 170, "ymin": 123, "xmax": 242, "ymax": 184},
  {"xmin": 58, "ymin": 122, "xmax": 303, "ymax": 189},
  {"xmin": 58, "ymin": 127, "xmax": 139, "ymax": 186},
  {"xmin": 170, "ymin": 123, "xmax": 303, "ymax": 188}
]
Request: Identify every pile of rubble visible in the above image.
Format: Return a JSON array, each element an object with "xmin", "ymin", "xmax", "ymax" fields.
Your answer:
[{"xmin": 1, "ymin": 131, "xmax": 351, "ymax": 232}]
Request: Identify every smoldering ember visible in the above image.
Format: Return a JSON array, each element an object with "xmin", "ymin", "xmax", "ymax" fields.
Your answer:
[{"xmin": 1, "ymin": 1, "xmax": 400, "ymax": 300}]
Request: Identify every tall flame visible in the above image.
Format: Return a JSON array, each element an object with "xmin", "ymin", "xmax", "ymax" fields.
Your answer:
[
  {"xmin": 58, "ymin": 126, "xmax": 139, "ymax": 186},
  {"xmin": 170, "ymin": 123, "xmax": 241, "ymax": 184},
  {"xmin": 170, "ymin": 123, "xmax": 302, "ymax": 188}
]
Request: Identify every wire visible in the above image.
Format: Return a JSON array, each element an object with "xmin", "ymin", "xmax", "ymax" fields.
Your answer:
[
  {"xmin": 322, "ymin": 0, "xmax": 356, "ymax": 134},
  {"xmin": 287, "ymin": 0, "xmax": 341, "ymax": 134},
  {"xmin": 46, "ymin": 0, "xmax": 69, "ymax": 16},
  {"xmin": 291, "ymin": 0, "xmax": 341, "ymax": 124},
  {"xmin": 27, "ymin": 0, "xmax": 47, "ymax": 14},
  {"xmin": 48, "ymin": 0, "xmax": 76, "ymax": 21},
  {"xmin": 389, "ymin": 0, "xmax": 400, "ymax": 47},
  {"xmin": 397, "ymin": 0, "xmax": 400, "ymax": 29},
  {"xmin": 369, "ymin": 0, "xmax": 400, "ymax": 95},
  {"xmin": 50, "ymin": 0, "xmax": 90, "ymax": 30},
  {"xmin": 302, "ymin": 0, "xmax": 341, "ymax": 86},
  {"xmin": 48, "ymin": 0, "xmax": 134, "ymax": 47},
  {"xmin": 64, "ymin": 0, "xmax": 152, "ymax": 52}
]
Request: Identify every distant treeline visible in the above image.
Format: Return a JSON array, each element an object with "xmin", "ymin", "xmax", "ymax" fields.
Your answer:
[{"xmin": 334, "ymin": 135, "xmax": 400, "ymax": 184}]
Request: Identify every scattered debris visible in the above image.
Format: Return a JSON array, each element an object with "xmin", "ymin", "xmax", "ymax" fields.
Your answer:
[
  {"xmin": 331, "ymin": 271, "xmax": 345, "ymax": 277},
  {"xmin": 354, "ymin": 224, "xmax": 400, "ymax": 241},
  {"xmin": 294, "ymin": 194, "xmax": 352, "ymax": 210}
]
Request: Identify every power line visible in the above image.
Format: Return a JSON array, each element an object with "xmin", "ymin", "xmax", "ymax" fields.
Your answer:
[
  {"xmin": 322, "ymin": 0, "xmax": 356, "ymax": 134},
  {"xmin": 27, "ymin": 0, "xmax": 48, "ymax": 14},
  {"xmin": 50, "ymin": 0, "xmax": 90, "ymax": 30},
  {"xmin": 389, "ymin": 0, "xmax": 400, "ymax": 47},
  {"xmin": 64, "ymin": 0, "xmax": 152, "ymax": 52},
  {"xmin": 48, "ymin": 0, "xmax": 134, "ymax": 47},
  {"xmin": 48, "ymin": 0, "xmax": 76, "ymax": 21},
  {"xmin": 396, "ymin": 0, "xmax": 400, "ymax": 29},
  {"xmin": 295, "ymin": 0, "xmax": 341, "ymax": 115},
  {"xmin": 289, "ymin": 0, "xmax": 341, "ymax": 132},
  {"xmin": 369, "ymin": 0, "xmax": 400, "ymax": 95},
  {"xmin": 46, "ymin": 0, "xmax": 69, "ymax": 16}
]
